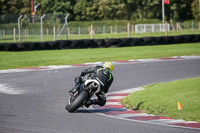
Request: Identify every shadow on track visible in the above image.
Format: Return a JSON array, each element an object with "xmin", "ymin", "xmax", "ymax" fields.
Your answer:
[{"xmin": 74, "ymin": 107, "xmax": 126, "ymax": 114}]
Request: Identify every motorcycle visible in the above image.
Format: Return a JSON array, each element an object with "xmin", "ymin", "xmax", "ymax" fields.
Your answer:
[{"xmin": 65, "ymin": 77, "xmax": 101, "ymax": 112}]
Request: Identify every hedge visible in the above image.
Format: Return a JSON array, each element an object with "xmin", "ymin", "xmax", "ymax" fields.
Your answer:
[{"xmin": 0, "ymin": 34, "xmax": 200, "ymax": 51}]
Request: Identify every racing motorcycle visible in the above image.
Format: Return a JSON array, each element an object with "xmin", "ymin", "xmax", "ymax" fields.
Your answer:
[{"xmin": 65, "ymin": 77, "xmax": 101, "ymax": 112}]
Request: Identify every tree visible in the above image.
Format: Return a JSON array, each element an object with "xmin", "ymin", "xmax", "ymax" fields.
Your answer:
[
  {"xmin": 0, "ymin": 0, "xmax": 9, "ymax": 14},
  {"xmin": 0, "ymin": 0, "xmax": 196, "ymax": 21},
  {"xmin": 168, "ymin": 0, "xmax": 193, "ymax": 21},
  {"xmin": 74, "ymin": 0, "xmax": 90, "ymax": 20},
  {"xmin": 0, "ymin": 0, "xmax": 31, "ymax": 14},
  {"xmin": 126, "ymin": 0, "xmax": 193, "ymax": 21},
  {"xmin": 97, "ymin": 0, "xmax": 127, "ymax": 20},
  {"xmin": 19, "ymin": 0, "xmax": 31, "ymax": 14},
  {"xmin": 36, "ymin": 0, "xmax": 75, "ymax": 20},
  {"xmin": 39, "ymin": 0, "xmax": 74, "ymax": 14},
  {"xmin": 126, "ymin": 0, "xmax": 161, "ymax": 20},
  {"xmin": 74, "ymin": 0, "xmax": 127, "ymax": 21},
  {"xmin": 191, "ymin": 0, "xmax": 200, "ymax": 21}
]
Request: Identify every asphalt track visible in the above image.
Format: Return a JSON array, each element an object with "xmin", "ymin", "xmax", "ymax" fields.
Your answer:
[{"xmin": 0, "ymin": 59, "xmax": 200, "ymax": 133}]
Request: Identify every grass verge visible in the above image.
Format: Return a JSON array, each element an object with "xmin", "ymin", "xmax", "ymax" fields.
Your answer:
[
  {"xmin": 0, "ymin": 43, "xmax": 200, "ymax": 70},
  {"xmin": 122, "ymin": 77, "xmax": 200, "ymax": 122}
]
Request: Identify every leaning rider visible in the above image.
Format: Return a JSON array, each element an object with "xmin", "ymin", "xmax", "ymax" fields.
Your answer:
[{"xmin": 69, "ymin": 62, "xmax": 114, "ymax": 107}]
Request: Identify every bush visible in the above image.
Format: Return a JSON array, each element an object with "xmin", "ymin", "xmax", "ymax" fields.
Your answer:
[
  {"xmin": 84, "ymin": 39, "xmax": 98, "ymax": 48},
  {"xmin": 143, "ymin": 37, "xmax": 157, "ymax": 45},
  {"xmin": 163, "ymin": 36, "xmax": 175, "ymax": 44},
  {"xmin": 117, "ymin": 38, "xmax": 133, "ymax": 47},
  {"xmin": 5, "ymin": 43, "xmax": 18, "ymax": 51},
  {"xmin": 173, "ymin": 35, "xmax": 187, "ymax": 44},
  {"xmin": 105, "ymin": 39, "xmax": 121, "ymax": 47},
  {"xmin": 132, "ymin": 38, "xmax": 144, "ymax": 46},
  {"xmin": 1, "ymin": 34, "xmax": 200, "ymax": 51},
  {"xmin": 0, "ymin": 43, "xmax": 5, "ymax": 51},
  {"xmin": 155, "ymin": 36, "xmax": 165, "ymax": 44},
  {"xmin": 56, "ymin": 40, "xmax": 72, "ymax": 49},
  {"xmin": 94, "ymin": 39, "xmax": 106, "ymax": 47},
  {"xmin": 70, "ymin": 40, "xmax": 86, "ymax": 48}
]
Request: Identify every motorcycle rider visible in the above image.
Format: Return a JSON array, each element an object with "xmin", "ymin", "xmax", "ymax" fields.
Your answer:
[{"xmin": 69, "ymin": 62, "xmax": 114, "ymax": 107}]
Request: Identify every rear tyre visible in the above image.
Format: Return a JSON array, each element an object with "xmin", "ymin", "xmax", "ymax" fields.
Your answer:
[{"xmin": 65, "ymin": 91, "xmax": 88, "ymax": 113}]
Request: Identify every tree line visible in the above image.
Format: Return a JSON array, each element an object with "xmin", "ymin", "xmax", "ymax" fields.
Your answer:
[{"xmin": 0, "ymin": 0, "xmax": 199, "ymax": 22}]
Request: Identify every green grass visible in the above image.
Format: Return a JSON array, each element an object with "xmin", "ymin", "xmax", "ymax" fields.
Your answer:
[
  {"xmin": 122, "ymin": 77, "xmax": 200, "ymax": 122},
  {"xmin": 0, "ymin": 43, "xmax": 200, "ymax": 70},
  {"xmin": 1, "ymin": 29, "xmax": 200, "ymax": 43}
]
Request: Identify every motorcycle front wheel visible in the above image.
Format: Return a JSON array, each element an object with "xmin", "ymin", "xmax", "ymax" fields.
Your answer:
[{"xmin": 65, "ymin": 91, "xmax": 88, "ymax": 113}]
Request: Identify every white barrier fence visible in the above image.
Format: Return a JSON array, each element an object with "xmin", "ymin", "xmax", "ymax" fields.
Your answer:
[{"xmin": 135, "ymin": 24, "xmax": 170, "ymax": 33}]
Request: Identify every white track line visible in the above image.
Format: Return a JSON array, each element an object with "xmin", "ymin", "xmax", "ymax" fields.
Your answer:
[
  {"xmin": 116, "ymin": 113, "xmax": 153, "ymax": 118},
  {"xmin": 0, "ymin": 83, "xmax": 25, "ymax": 95},
  {"xmin": 147, "ymin": 119, "xmax": 195, "ymax": 124},
  {"xmin": 105, "ymin": 102, "xmax": 121, "ymax": 105},
  {"xmin": 106, "ymin": 96, "xmax": 126, "ymax": 100}
]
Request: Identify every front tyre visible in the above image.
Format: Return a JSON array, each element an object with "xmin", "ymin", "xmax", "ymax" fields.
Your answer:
[{"xmin": 65, "ymin": 91, "xmax": 88, "ymax": 113}]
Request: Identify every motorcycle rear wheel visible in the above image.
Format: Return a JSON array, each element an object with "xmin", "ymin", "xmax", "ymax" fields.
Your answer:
[{"xmin": 65, "ymin": 91, "xmax": 88, "ymax": 113}]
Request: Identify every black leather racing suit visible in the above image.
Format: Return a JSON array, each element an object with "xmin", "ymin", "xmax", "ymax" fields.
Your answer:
[{"xmin": 74, "ymin": 66, "xmax": 114, "ymax": 106}]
